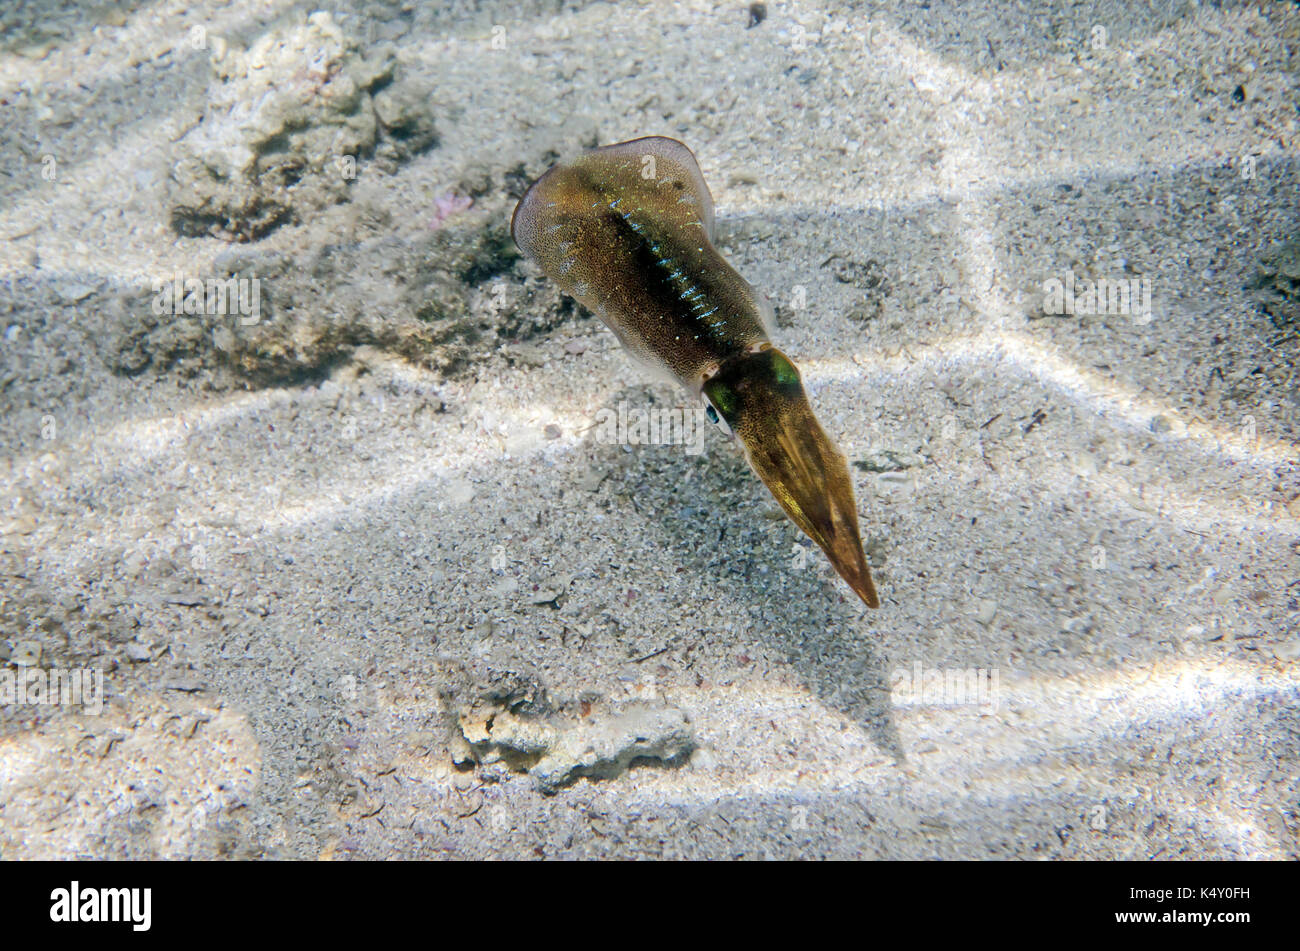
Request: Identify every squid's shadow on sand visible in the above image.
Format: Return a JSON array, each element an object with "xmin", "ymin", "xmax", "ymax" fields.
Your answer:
[{"xmin": 582, "ymin": 383, "xmax": 907, "ymax": 763}]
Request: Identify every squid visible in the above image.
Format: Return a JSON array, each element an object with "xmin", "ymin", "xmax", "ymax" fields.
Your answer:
[{"xmin": 511, "ymin": 136, "xmax": 880, "ymax": 608}]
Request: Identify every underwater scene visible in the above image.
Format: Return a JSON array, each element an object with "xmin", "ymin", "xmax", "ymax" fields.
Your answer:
[{"xmin": 0, "ymin": 0, "xmax": 1297, "ymax": 862}]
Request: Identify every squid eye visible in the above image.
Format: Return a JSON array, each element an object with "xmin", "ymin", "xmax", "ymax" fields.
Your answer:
[{"xmin": 702, "ymin": 395, "xmax": 733, "ymax": 437}]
